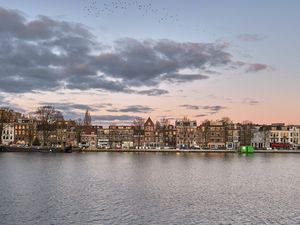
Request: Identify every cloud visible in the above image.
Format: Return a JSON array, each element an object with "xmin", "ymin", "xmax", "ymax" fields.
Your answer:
[
  {"xmin": 246, "ymin": 63, "xmax": 269, "ymax": 73},
  {"xmin": 161, "ymin": 73, "xmax": 208, "ymax": 83},
  {"xmin": 179, "ymin": 104, "xmax": 226, "ymax": 115},
  {"xmin": 40, "ymin": 102, "xmax": 97, "ymax": 111},
  {"xmin": 135, "ymin": 89, "xmax": 169, "ymax": 96},
  {"xmin": 0, "ymin": 97, "xmax": 8, "ymax": 106},
  {"xmin": 0, "ymin": 7, "xmax": 96, "ymax": 93},
  {"xmin": 179, "ymin": 104, "xmax": 200, "ymax": 110},
  {"xmin": 202, "ymin": 105, "xmax": 227, "ymax": 115},
  {"xmin": 95, "ymin": 103, "xmax": 113, "ymax": 108},
  {"xmin": 0, "ymin": 94, "xmax": 26, "ymax": 112},
  {"xmin": 195, "ymin": 114, "xmax": 207, "ymax": 117},
  {"xmin": 0, "ymin": 7, "xmax": 270, "ymax": 99},
  {"xmin": 61, "ymin": 111, "xmax": 83, "ymax": 120},
  {"xmin": 107, "ymin": 105, "xmax": 154, "ymax": 113},
  {"xmin": 0, "ymin": 7, "xmax": 246, "ymax": 97},
  {"xmin": 36, "ymin": 102, "xmax": 114, "ymax": 119},
  {"xmin": 237, "ymin": 34, "xmax": 264, "ymax": 41},
  {"xmin": 243, "ymin": 98, "xmax": 259, "ymax": 105},
  {"xmin": 91, "ymin": 38, "xmax": 234, "ymax": 89},
  {"xmin": 93, "ymin": 115, "xmax": 141, "ymax": 122}
]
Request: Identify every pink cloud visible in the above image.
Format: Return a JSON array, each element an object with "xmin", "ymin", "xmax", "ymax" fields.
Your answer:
[{"xmin": 246, "ymin": 63, "xmax": 268, "ymax": 73}]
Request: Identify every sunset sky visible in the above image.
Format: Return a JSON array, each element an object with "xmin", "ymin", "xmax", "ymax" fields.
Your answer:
[{"xmin": 0, "ymin": 0, "xmax": 299, "ymax": 125}]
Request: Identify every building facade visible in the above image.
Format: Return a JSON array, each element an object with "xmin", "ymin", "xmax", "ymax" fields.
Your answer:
[
  {"xmin": 80, "ymin": 126, "xmax": 98, "ymax": 148},
  {"xmin": 156, "ymin": 124, "xmax": 177, "ymax": 148},
  {"xmin": 269, "ymin": 124, "xmax": 299, "ymax": 149},
  {"xmin": 97, "ymin": 127, "xmax": 109, "ymax": 149},
  {"xmin": 226, "ymin": 123, "xmax": 240, "ymax": 150},
  {"xmin": 144, "ymin": 117, "xmax": 156, "ymax": 148},
  {"xmin": 1, "ymin": 123, "xmax": 14, "ymax": 145},
  {"xmin": 176, "ymin": 119, "xmax": 197, "ymax": 149},
  {"xmin": 109, "ymin": 125, "xmax": 134, "ymax": 149},
  {"xmin": 14, "ymin": 118, "xmax": 36, "ymax": 145}
]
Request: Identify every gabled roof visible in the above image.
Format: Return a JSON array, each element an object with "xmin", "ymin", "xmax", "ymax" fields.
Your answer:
[{"xmin": 144, "ymin": 117, "xmax": 154, "ymax": 127}]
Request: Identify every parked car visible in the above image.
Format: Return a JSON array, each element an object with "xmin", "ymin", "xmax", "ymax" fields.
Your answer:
[{"xmin": 79, "ymin": 142, "xmax": 89, "ymax": 149}]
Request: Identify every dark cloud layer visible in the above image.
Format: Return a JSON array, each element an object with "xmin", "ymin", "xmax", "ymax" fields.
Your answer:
[
  {"xmin": 92, "ymin": 38, "xmax": 229, "ymax": 88},
  {"xmin": 0, "ymin": 7, "xmax": 257, "ymax": 96},
  {"xmin": 0, "ymin": 7, "xmax": 269, "ymax": 97}
]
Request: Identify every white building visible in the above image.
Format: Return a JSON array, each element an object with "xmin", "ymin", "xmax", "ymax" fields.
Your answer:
[
  {"xmin": 97, "ymin": 128, "xmax": 109, "ymax": 149},
  {"xmin": 269, "ymin": 124, "xmax": 299, "ymax": 149},
  {"xmin": 288, "ymin": 126, "xmax": 299, "ymax": 148},
  {"xmin": 1, "ymin": 123, "xmax": 15, "ymax": 145}
]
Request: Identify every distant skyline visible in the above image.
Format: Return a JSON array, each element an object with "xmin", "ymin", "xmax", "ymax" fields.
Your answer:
[{"xmin": 0, "ymin": 0, "xmax": 300, "ymax": 124}]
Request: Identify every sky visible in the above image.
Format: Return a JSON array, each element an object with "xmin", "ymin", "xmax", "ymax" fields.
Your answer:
[{"xmin": 0, "ymin": 0, "xmax": 300, "ymax": 125}]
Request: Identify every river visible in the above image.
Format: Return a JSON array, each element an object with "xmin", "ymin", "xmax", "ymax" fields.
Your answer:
[{"xmin": 0, "ymin": 152, "xmax": 299, "ymax": 224}]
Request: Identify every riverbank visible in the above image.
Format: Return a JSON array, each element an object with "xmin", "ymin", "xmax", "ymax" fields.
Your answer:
[
  {"xmin": 76, "ymin": 149, "xmax": 300, "ymax": 153},
  {"xmin": 0, "ymin": 146, "xmax": 70, "ymax": 153},
  {"xmin": 1, "ymin": 146, "xmax": 300, "ymax": 153},
  {"xmin": 75, "ymin": 149, "xmax": 237, "ymax": 153}
]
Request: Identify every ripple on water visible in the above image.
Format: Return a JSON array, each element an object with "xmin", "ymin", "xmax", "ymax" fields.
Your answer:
[{"xmin": 0, "ymin": 153, "xmax": 299, "ymax": 224}]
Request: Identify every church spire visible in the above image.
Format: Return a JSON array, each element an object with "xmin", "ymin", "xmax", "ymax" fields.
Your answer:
[{"xmin": 83, "ymin": 109, "xmax": 91, "ymax": 126}]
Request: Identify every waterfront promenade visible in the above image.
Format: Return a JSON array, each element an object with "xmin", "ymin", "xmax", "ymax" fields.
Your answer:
[
  {"xmin": 2, "ymin": 146, "xmax": 299, "ymax": 153},
  {"xmin": 76, "ymin": 148, "xmax": 300, "ymax": 153}
]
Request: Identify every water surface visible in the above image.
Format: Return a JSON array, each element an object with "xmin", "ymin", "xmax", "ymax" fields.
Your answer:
[{"xmin": 0, "ymin": 152, "xmax": 299, "ymax": 224}]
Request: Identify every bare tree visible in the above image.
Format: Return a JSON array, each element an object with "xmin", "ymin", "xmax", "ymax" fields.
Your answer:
[
  {"xmin": 75, "ymin": 118, "xmax": 83, "ymax": 145},
  {"xmin": 240, "ymin": 120, "xmax": 253, "ymax": 146},
  {"xmin": 34, "ymin": 106, "xmax": 59, "ymax": 146},
  {"xmin": 25, "ymin": 112, "xmax": 36, "ymax": 146},
  {"xmin": 200, "ymin": 119, "xmax": 210, "ymax": 148},
  {"xmin": 221, "ymin": 117, "xmax": 232, "ymax": 124},
  {"xmin": 0, "ymin": 109, "xmax": 15, "ymax": 144},
  {"xmin": 160, "ymin": 117, "xmax": 169, "ymax": 127},
  {"xmin": 157, "ymin": 118, "xmax": 170, "ymax": 147},
  {"xmin": 132, "ymin": 117, "xmax": 145, "ymax": 149},
  {"xmin": 221, "ymin": 117, "xmax": 232, "ymax": 145}
]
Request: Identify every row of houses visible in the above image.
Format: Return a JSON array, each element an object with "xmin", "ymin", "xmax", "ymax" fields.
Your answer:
[
  {"xmin": 1, "ymin": 108, "xmax": 299, "ymax": 149},
  {"xmin": 53, "ymin": 119, "xmax": 300, "ymax": 150}
]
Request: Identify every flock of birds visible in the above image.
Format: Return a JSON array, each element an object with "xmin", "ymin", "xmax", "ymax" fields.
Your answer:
[{"xmin": 83, "ymin": 0, "xmax": 179, "ymax": 23}]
